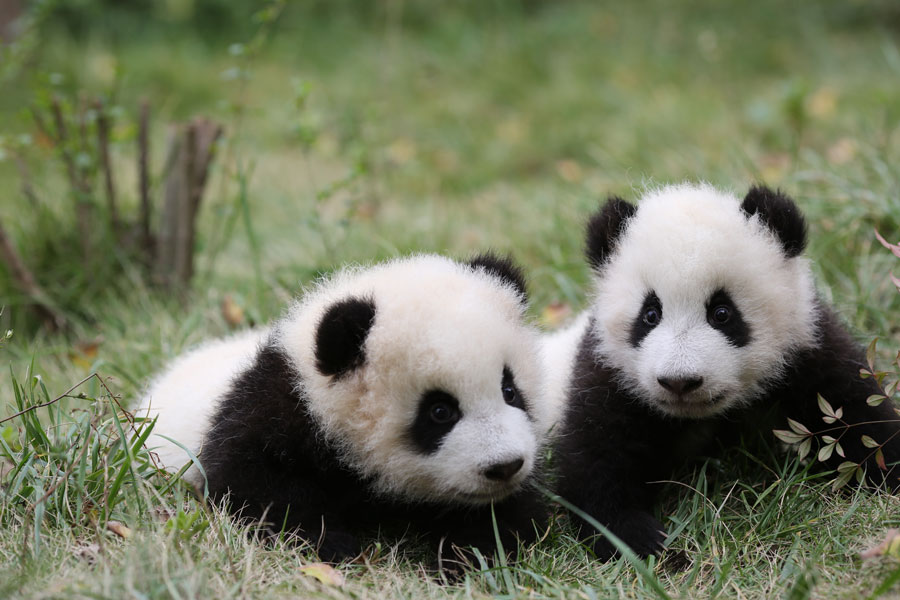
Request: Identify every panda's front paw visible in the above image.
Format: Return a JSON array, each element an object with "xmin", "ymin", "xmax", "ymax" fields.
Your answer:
[
  {"xmin": 316, "ymin": 529, "xmax": 362, "ymax": 564},
  {"xmin": 588, "ymin": 509, "xmax": 666, "ymax": 561}
]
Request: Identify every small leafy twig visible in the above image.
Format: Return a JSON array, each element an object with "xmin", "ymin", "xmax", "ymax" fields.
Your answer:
[{"xmin": 0, "ymin": 372, "xmax": 97, "ymax": 425}]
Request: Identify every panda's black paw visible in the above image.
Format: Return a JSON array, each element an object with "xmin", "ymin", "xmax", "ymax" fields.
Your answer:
[
  {"xmin": 589, "ymin": 509, "xmax": 666, "ymax": 561},
  {"xmin": 316, "ymin": 530, "xmax": 362, "ymax": 564}
]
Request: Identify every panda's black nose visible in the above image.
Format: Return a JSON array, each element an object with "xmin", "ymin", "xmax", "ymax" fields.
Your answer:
[
  {"xmin": 483, "ymin": 458, "xmax": 525, "ymax": 481},
  {"xmin": 657, "ymin": 376, "xmax": 703, "ymax": 394}
]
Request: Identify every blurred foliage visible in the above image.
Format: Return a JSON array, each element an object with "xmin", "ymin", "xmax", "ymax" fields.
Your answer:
[{"xmin": 31, "ymin": 0, "xmax": 900, "ymax": 44}]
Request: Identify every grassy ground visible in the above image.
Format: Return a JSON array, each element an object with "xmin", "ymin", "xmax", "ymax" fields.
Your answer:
[{"xmin": 2, "ymin": 0, "xmax": 900, "ymax": 597}]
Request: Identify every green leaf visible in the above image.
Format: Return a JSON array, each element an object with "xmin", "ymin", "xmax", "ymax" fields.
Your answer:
[
  {"xmin": 774, "ymin": 429, "xmax": 806, "ymax": 444},
  {"xmin": 822, "ymin": 435, "xmax": 837, "ymax": 444},
  {"xmin": 822, "ymin": 415, "xmax": 836, "ymax": 424},
  {"xmin": 818, "ymin": 443, "xmax": 834, "ymax": 462},
  {"xmin": 835, "ymin": 442, "xmax": 845, "ymax": 458},
  {"xmin": 834, "ymin": 407, "xmax": 843, "ymax": 419},
  {"xmin": 787, "ymin": 418, "xmax": 811, "ymax": 435},
  {"xmin": 817, "ymin": 394, "xmax": 835, "ymax": 417},
  {"xmin": 876, "ymin": 448, "xmax": 887, "ymax": 471},
  {"xmin": 861, "ymin": 435, "xmax": 879, "ymax": 448},
  {"xmin": 866, "ymin": 338, "xmax": 878, "ymax": 373},
  {"xmin": 832, "ymin": 468, "xmax": 854, "ymax": 492},
  {"xmin": 867, "ymin": 394, "xmax": 886, "ymax": 407},
  {"xmin": 836, "ymin": 461, "xmax": 858, "ymax": 473},
  {"xmin": 860, "ymin": 368, "xmax": 872, "ymax": 379},
  {"xmin": 885, "ymin": 380, "xmax": 898, "ymax": 398},
  {"xmin": 797, "ymin": 437, "xmax": 812, "ymax": 461}
]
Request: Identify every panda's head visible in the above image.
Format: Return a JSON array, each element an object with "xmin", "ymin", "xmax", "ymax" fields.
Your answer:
[
  {"xmin": 586, "ymin": 183, "xmax": 819, "ymax": 419},
  {"xmin": 277, "ymin": 254, "xmax": 549, "ymax": 505}
]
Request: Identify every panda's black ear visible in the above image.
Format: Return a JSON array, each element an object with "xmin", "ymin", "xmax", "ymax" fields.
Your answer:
[
  {"xmin": 467, "ymin": 253, "xmax": 528, "ymax": 303},
  {"xmin": 740, "ymin": 185, "xmax": 807, "ymax": 258},
  {"xmin": 315, "ymin": 297, "xmax": 376, "ymax": 378},
  {"xmin": 585, "ymin": 195, "xmax": 637, "ymax": 269}
]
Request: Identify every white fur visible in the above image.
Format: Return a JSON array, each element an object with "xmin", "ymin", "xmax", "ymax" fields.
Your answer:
[
  {"xmin": 139, "ymin": 328, "xmax": 267, "ymax": 487},
  {"xmin": 277, "ymin": 254, "xmax": 547, "ymax": 504},
  {"xmin": 538, "ymin": 311, "xmax": 591, "ymax": 434},
  {"xmin": 139, "ymin": 255, "xmax": 548, "ymax": 505},
  {"xmin": 590, "ymin": 183, "xmax": 819, "ymax": 418}
]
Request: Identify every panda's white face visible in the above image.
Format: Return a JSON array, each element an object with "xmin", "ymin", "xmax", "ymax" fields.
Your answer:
[
  {"xmin": 590, "ymin": 184, "xmax": 819, "ymax": 418},
  {"xmin": 278, "ymin": 255, "xmax": 548, "ymax": 505}
]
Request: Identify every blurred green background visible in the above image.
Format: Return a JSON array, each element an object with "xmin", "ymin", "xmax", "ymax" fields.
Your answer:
[
  {"xmin": 2, "ymin": 2, "xmax": 900, "ymax": 598},
  {"xmin": 2, "ymin": 0, "xmax": 899, "ymax": 400}
]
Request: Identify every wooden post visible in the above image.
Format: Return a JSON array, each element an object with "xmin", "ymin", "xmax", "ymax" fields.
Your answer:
[{"xmin": 156, "ymin": 118, "xmax": 223, "ymax": 289}]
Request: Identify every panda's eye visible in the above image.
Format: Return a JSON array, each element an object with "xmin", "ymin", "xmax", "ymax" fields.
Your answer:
[
  {"xmin": 642, "ymin": 307, "xmax": 661, "ymax": 326},
  {"xmin": 711, "ymin": 305, "xmax": 731, "ymax": 324},
  {"xmin": 429, "ymin": 401, "xmax": 459, "ymax": 424},
  {"xmin": 501, "ymin": 367, "xmax": 526, "ymax": 411},
  {"xmin": 502, "ymin": 385, "xmax": 517, "ymax": 404}
]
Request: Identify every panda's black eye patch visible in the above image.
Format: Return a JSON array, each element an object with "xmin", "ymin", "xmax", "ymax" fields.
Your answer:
[
  {"xmin": 630, "ymin": 291, "xmax": 662, "ymax": 347},
  {"xmin": 409, "ymin": 390, "xmax": 461, "ymax": 454},
  {"xmin": 706, "ymin": 289, "xmax": 750, "ymax": 347},
  {"xmin": 502, "ymin": 366, "xmax": 527, "ymax": 412}
]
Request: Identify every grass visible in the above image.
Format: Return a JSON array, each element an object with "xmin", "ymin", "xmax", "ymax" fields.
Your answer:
[{"xmin": 2, "ymin": 0, "xmax": 900, "ymax": 597}]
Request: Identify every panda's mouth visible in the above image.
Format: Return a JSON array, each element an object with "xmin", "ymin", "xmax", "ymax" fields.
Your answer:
[
  {"xmin": 658, "ymin": 392, "xmax": 727, "ymax": 417},
  {"xmin": 458, "ymin": 483, "xmax": 522, "ymax": 504}
]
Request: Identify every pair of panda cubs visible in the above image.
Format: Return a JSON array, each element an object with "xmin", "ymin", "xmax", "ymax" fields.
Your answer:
[{"xmin": 141, "ymin": 183, "xmax": 900, "ymax": 571}]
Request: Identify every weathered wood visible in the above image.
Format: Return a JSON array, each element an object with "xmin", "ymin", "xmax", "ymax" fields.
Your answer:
[
  {"xmin": 137, "ymin": 100, "xmax": 152, "ymax": 259},
  {"xmin": 173, "ymin": 123, "xmax": 197, "ymax": 286},
  {"xmin": 95, "ymin": 99, "xmax": 118, "ymax": 231},
  {"xmin": 155, "ymin": 127, "xmax": 182, "ymax": 287},
  {"xmin": 156, "ymin": 118, "xmax": 223, "ymax": 288},
  {"xmin": 50, "ymin": 96, "xmax": 92, "ymax": 263}
]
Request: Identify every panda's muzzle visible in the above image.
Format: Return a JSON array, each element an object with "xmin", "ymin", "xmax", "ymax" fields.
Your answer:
[
  {"xmin": 482, "ymin": 457, "xmax": 525, "ymax": 482},
  {"xmin": 657, "ymin": 376, "xmax": 704, "ymax": 395}
]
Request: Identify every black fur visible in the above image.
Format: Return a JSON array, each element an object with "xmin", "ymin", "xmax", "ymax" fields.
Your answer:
[
  {"xmin": 314, "ymin": 297, "xmax": 376, "ymax": 377},
  {"xmin": 555, "ymin": 305, "xmax": 900, "ymax": 560},
  {"xmin": 741, "ymin": 185, "xmax": 807, "ymax": 258},
  {"xmin": 629, "ymin": 291, "xmax": 662, "ymax": 348},
  {"xmin": 585, "ymin": 196, "xmax": 637, "ymax": 270},
  {"xmin": 468, "ymin": 253, "xmax": 528, "ymax": 302},
  {"xmin": 408, "ymin": 390, "xmax": 461, "ymax": 454},
  {"xmin": 201, "ymin": 341, "xmax": 547, "ymax": 568},
  {"xmin": 706, "ymin": 289, "xmax": 751, "ymax": 348},
  {"xmin": 502, "ymin": 367, "xmax": 527, "ymax": 412}
]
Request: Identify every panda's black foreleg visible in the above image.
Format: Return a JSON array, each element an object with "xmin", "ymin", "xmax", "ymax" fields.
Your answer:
[
  {"xmin": 558, "ymin": 457, "xmax": 666, "ymax": 561},
  {"xmin": 430, "ymin": 487, "xmax": 548, "ymax": 574}
]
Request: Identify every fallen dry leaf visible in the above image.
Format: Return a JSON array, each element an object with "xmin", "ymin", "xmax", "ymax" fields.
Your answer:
[
  {"xmin": 540, "ymin": 302, "xmax": 573, "ymax": 329},
  {"xmin": 860, "ymin": 528, "xmax": 900, "ymax": 560},
  {"xmin": 221, "ymin": 295, "xmax": 245, "ymax": 327},
  {"xmin": 69, "ymin": 337, "xmax": 103, "ymax": 370},
  {"xmin": 106, "ymin": 520, "xmax": 132, "ymax": 539},
  {"xmin": 826, "ymin": 137, "xmax": 857, "ymax": 165},
  {"xmin": 386, "ymin": 137, "xmax": 416, "ymax": 165},
  {"xmin": 555, "ymin": 159, "xmax": 583, "ymax": 183},
  {"xmin": 300, "ymin": 562, "xmax": 345, "ymax": 587},
  {"xmin": 806, "ymin": 86, "xmax": 838, "ymax": 118}
]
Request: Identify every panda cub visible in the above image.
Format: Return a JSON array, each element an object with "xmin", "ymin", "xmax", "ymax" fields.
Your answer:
[
  {"xmin": 552, "ymin": 183, "xmax": 900, "ymax": 560},
  {"xmin": 140, "ymin": 254, "xmax": 552, "ymax": 567}
]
